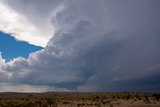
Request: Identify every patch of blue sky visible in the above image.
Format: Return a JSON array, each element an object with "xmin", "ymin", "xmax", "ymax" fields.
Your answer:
[{"xmin": 0, "ymin": 32, "xmax": 43, "ymax": 61}]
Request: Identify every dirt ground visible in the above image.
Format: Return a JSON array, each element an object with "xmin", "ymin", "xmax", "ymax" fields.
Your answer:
[{"xmin": 0, "ymin": 92, "xmax": 159, "ymax": 107}]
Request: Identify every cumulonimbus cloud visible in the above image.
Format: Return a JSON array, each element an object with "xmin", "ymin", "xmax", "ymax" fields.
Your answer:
[{"xmin": 0, "ymin": 0, "xmax": 160, "ymax": 92}]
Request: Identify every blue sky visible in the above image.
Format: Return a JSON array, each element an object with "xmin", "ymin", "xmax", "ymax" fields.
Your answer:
[{"xmin": 0, "ymin": 32, "xmax": 42, "ymax": 61}]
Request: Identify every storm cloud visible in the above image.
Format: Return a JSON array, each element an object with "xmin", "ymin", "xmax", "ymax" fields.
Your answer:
[{"xmin": 0, "ymin": 0, "xmax": 160, "ymax": 92}]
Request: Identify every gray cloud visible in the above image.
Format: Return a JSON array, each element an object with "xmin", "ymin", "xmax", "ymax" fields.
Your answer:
[{"xmin": 0, "ymin": 0, "xmax": 160, "ymax": 92}]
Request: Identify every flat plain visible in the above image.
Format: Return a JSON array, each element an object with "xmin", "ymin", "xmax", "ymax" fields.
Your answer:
[{"xmin": 0, "ymin": 92, "xmax": 159, "ymax": 107}]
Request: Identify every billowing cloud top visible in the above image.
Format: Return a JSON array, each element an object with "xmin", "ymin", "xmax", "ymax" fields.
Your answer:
[{"xmin": 0, "ymin": 0, "xmax": 160, "ymax": 92}]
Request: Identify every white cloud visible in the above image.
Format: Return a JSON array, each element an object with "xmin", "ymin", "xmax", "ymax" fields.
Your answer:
[
  {"xmin": 0, "ymin": 1, "xmax": 55, "ymax": 47},
  {"xmin": 0, "ymin": 52, "xmax": 5, "ymax": 68}
]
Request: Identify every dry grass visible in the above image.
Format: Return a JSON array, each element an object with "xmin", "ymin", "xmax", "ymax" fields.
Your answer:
[{"xmin": 0, "ymin": 92, "xmax": 159, "ymax": 107}]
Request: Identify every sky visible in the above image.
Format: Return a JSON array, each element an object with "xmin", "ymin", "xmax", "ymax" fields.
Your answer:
[
  {"xmin": 0, "ymin": 0, "xmax": 160, "ymax": 92},
  {"xmin": 0, "ymin": 32, "xmax": 42, "ymax": 61}
]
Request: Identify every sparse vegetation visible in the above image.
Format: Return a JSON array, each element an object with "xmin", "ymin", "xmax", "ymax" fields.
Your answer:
[{"xmin": 0, "ymin": 92, "xmax": 159, "ymax": 107}]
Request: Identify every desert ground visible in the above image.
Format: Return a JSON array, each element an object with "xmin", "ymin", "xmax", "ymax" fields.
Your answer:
[{"xmin": 0, "ymin": 92, "xmax": 159, "ymax": 107}]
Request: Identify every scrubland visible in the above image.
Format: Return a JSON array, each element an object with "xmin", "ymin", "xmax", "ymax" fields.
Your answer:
[{"xmin": 0, "ymin": 92, "xmax": 159, "ymax": 107}]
